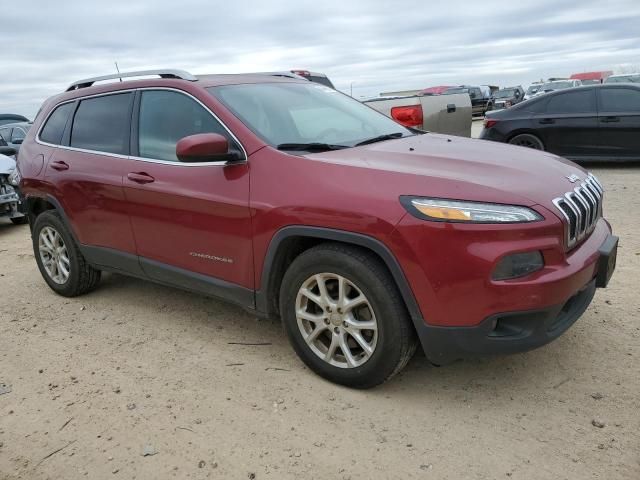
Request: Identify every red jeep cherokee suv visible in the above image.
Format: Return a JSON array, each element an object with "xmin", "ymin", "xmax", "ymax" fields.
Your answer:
[{"xmin": 17, "ymin": 70, "xmax": 617, "ymax": 388}]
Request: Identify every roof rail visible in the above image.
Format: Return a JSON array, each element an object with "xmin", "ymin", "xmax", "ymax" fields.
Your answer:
[{"xmin": 66, "ymin": 69, "xmax": 197, "ymax": 91}]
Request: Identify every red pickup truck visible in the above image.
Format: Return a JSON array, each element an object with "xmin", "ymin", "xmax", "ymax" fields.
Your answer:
[{"xmin": 17, "ymin": 69, "xmax": 617, "ymax": 387}]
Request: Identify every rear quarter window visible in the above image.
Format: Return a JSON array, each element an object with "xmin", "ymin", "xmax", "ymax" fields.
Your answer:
[
  {"xmin": 598, "ymin": 88, "xmax": 640, "ymax": 112},
  {"xmin": 39, "ymin": 102, "xmax": 75, "ymax": 145}
]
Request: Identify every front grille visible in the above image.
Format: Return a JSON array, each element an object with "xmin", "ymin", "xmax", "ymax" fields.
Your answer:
[{"xmin": 552, "ymin": 174, "xmax": 604, "ymax": 249}]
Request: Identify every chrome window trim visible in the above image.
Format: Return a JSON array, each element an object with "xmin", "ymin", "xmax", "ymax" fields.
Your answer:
[{"xmin": 35, "ymin": 87, "xmax": 247, "ymax": 167}]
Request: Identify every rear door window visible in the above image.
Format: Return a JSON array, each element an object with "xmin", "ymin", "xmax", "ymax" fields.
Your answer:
[
  {"xmin": 0, "ymin": 128, "xmax": 10, "ymax": 143},
  {"xmin": 545, "ymin": 90, "xmax": 596, "ymax": 114},
  {"xmin": 39, "ymin": 102, "xmax": 75, "ymax": 145},
  {"xmin": 70, "ymin": 93, "xmax": 133, "ymax": 155},
  {"xmin": 598, "ymin": 88, "xmax": 640, "ymax": 112}
]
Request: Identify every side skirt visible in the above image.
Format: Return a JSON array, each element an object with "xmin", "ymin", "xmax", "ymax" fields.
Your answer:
[{"xmin": 80, "ymin": 245, "xmax": 255, "ymax": 311}]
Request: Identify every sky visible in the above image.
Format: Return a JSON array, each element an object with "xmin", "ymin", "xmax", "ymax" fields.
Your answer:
[{"xmin": 3, "ymin": 0, "xmax": 640, "ymax": 118}]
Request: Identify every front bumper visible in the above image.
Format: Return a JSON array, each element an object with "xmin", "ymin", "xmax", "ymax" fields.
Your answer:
[
  {"xmin": 0, "ymin": 183, "xmax": 25, "ymax": 220},
  {"xmin": 419, "ymin": 234, "xmax": 617, "ymax": 364}
]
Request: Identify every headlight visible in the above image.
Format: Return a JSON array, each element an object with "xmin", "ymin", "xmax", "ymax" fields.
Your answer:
[
  {"xmin": 401, "ymin": 197, "xmax": 543, "ymax": 223},
  {"xmin": 8, "ymin": 168, "xmax": 21, "ymax": 187}
]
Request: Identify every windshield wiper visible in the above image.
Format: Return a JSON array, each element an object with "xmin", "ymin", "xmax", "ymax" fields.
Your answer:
[
  {"xmin": 276, "ymin": 142, "xmax": 349, "ymax": 152},
  {"xmin": 355, "ymin": 132, "xmax": 406, "ymax": 147}
]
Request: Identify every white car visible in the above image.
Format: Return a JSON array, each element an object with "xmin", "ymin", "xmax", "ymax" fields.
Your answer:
[
  {"xmin": 605, "ymin": 73, "xmax": 640, "ymax": 84},
  {"xmin": 533, "ymin": 79, "xmax": 583, "ymax": 97},
  {"xmin": 0, "ymin": 154, "xmax": 26, "ymax": 224}
]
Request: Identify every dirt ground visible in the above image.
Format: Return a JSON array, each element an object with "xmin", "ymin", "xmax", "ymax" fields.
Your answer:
[{"xmin": 1, "ymin": 165, "xmax": 639, "ymax": 480}]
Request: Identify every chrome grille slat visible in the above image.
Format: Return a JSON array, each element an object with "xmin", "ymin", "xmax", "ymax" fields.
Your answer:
[{"xmin": 553, "ymin": 173, "xmax": 603, "ymax": 249}]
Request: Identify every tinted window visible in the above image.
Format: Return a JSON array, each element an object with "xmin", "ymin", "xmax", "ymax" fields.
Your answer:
[
  {"xmin": 599, "ymin": 88, "xmax": 640, "ymax": 112},
  {"xmin": 11, "ymin": 127, "xmax": 27, "ymax": 143},
  {"xmin": 546, "ymin": 90, "xmax": 595, "ymax": 114},
  {"xmin": 138, "ymin": 90, "xmax": 236, "ymax": 162},
  {"xmin": 0, "ymin": 128, "xmax": 10, "ymax": 142},
  {"xmin": 71, "ymin": 93, "xmax": 132, "ymax": 154},
  {"xmin": 39, "ymin": 103, "xmax": 74, "ymax": 145}
]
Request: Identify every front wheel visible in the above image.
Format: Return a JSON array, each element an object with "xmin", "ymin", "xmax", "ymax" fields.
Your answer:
[
  {"xmin": 509, "ymin": 133, "xmax": 545, "ymax": 150},
  {"xmin": 279, "ymin": 243, "xmax": 417, "ymax": 388}
]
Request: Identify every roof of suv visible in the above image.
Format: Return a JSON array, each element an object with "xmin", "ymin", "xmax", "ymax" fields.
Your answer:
[{"xmin": 41, "ymin": 70, "xmax": 309, "ymax": 117}]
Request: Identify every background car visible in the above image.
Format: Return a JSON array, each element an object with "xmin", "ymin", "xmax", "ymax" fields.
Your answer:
[
  {"xmin": 533, "ymin": 79, "xmax": 583, "ymax": 96},
  {"xmin": 492, "ymin": 86, "xmax": 525, "ymax": 109},
  {"xmin": 523, "ymin": 83, "xmax": 543, "ymax": 100},
  {"xmin": 605, "ymin": 73, "xmax": 640, "ymax": 84},
  {"xmin": 480, "ymin": 84, "xmax": 640, "ymax": 161},
  {"xmin": 0, "ymin": 122, "xmax": 31, "ymax": 155},
  {"xmin": 0, "ymin": 113, "xmax": 29, "ymax": 127},
  {"xmin": 444, "ymin": 85, "xmax": 494, "ymax": 116},
  {"xmin": 0, "ymin": 153, "xmax": 26, "ymax": 224}
]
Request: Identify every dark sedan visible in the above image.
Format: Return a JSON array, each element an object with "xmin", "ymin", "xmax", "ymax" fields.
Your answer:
[{"xmin": 480, "ymin": 84, "xmax": 640, "ymax": 162}]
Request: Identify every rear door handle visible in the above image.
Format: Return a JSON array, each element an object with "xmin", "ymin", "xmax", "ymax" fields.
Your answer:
[
  {"xmin": 447, "ymin": 103, "xmax": 456, "ymax": 113},
  {"xmin": 127, "ymin": 172, "xmax": 155, "ymax": 184},
  {"xmin": 600, "ymin": 116, "xmax": 620, "ymax": 123},
  {"xmin": 50, "ymin": 160, "xmax": 69, "ymax": 171},
  {"xmin": 538, "ymin": 118, "xmax": 555, "ymax": 125}
]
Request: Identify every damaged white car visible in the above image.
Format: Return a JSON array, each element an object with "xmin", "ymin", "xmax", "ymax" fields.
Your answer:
[{"xmin": 0, "ymin": 153, "xmax": 27, "ymax": 224}]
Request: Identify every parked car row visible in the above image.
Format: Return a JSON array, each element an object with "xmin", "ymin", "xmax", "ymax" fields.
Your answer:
[
  {"xmin": 0, "ymin": 121, "xmax": 31, "ymax": 155},
  {"xmin": 481, "ymin": 83, "xmax": 640, "ymax": 162}
]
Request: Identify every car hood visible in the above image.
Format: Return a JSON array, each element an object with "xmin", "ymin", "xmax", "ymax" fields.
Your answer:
[
  {"xmin": 0, "ymin": 154, "xmax": 16, "ymax": 176},
  {"xmin": 304, "ymin": 134, "xmax": 587, "ymax": 212}
]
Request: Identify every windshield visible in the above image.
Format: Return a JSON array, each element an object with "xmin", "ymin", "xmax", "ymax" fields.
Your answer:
[
  {"xmin": 542, "ymin": 81, "xmax": 573, "ymax": 90},
  {"xmin": 606, "ymin": 74, "xmax": 640, "ymax": 84},
  {"xmin": 494, "ymin": 89, "xmax": 516, "ymax": 99},
  {"xmin": 526, "ymin": 85, "xmax": 541, "ymax": 94},
  {"xmin": 209, "ymin": 83, "xmax": 411, "ymax": 148}
]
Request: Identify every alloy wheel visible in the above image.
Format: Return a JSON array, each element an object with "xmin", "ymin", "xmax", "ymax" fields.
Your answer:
[
  {"xmin": 39, "ymin": 226, "xmax": 70, "ymax": 285},
  {"xmin": 295, "ymin": 273, "xmax": 378, "ymax": 368}
]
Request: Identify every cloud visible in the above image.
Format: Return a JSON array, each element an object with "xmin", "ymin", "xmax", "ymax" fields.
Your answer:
[{"xmin": 2, "ymin": 0, "xmax": 640, "ymax": 116}]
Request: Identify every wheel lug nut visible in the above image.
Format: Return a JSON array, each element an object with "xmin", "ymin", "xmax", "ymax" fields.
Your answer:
[
  {"xmin": 333, "ymin": 327, "xmax": 339, "ymax": 334},
  {"xmin": 343, "ymin": 322, "xmax": 348, "ymax": 328},
  {"xmin": 324, "ymin": 319, "xmax": 330, "ymax": 325}
]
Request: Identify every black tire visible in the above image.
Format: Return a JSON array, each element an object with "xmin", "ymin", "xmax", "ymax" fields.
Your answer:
[
  {"xmin": 279, "ymin": 243, "xmax": 417, "ymax": 388},
  {"xmin": 508, "ymin": 133, "xmax": 545, "ymax": 150},
  {"xmin": 10, "ymin": 216, "xmax": 28, "ymax": 225},
  {"xmin": 32, "ymin": 211, "xmax": 101, "ymax": 297}
]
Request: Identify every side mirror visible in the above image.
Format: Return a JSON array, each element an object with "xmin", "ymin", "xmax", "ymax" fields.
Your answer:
[
  {"xmin": 176, "ymin": 133, "xmax": 241, "ymax": 163},
  {"xmin": 0, "ymin": 146, "xmax": 16, "ymax": 156},
  {"xmin": 13, "ymin": 139, "xmax": 23, "ymax": 145}
]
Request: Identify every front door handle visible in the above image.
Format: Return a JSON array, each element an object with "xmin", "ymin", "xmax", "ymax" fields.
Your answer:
[
  {"xmin": 447, "ymin": 103, "xmax": 456, "ymax": 113},
  {"xmin": 50, "ymin": 160, "xmax": 69, "ymax": 171},
  {"xmin": 538, "ymin": 118, "xmax": 555, "ymax": 125},
  {"xmin": 127, "ymin": 172, "xmax": 155, "ymax": 184},
  {"xmin": 600, "ymin": 116, "xmax": 620, "ymax": 123}
]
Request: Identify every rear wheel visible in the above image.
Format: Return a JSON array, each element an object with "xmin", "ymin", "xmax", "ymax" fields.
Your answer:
[
  {"xmin": 32, "ymin": 211, "xmax": 101, "ymax": 297},
  {"xmin": 279, "ymin": 243, "xmax": 417, "ymax": 388},
  {"xmin": 509, "ymin": 133, "xmax": 545, "ymax": 150}
]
